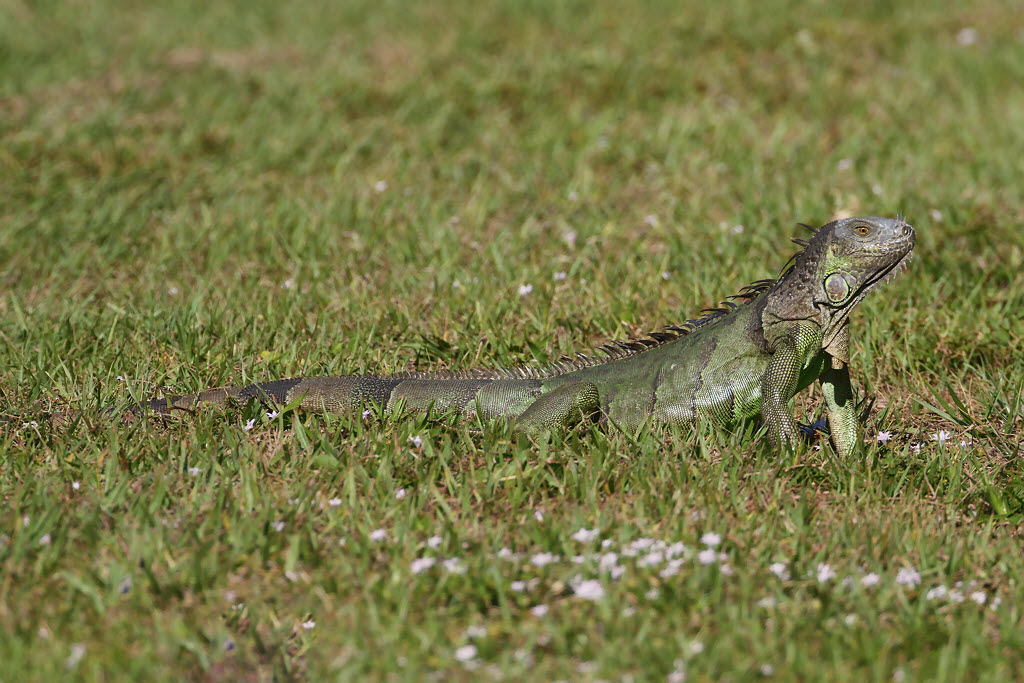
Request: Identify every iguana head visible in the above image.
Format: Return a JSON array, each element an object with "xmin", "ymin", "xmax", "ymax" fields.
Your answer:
[
  {"xmin": 769, "ymin": 216, "xmax": 915, "ymax": 336},
  {"xmin": 813, "ymin": 216, "xmax": 915, "ymax": 314}
]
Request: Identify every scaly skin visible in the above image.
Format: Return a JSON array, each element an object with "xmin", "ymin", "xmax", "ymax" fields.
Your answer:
[{"xmin": 52, "ymin": 217, "xmax": 916, "ymax": 455}]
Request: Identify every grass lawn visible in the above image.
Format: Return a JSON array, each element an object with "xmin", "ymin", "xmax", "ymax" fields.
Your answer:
[{"xmin": 2, "ymin": 0, "xmax": 1024, "ymax": 679}]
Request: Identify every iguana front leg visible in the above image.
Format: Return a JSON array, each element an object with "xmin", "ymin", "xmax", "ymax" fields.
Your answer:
[
  {"xmin": 760, "ymin": 337, "xmax": 803, "ymax": 449},
  {"xmin": 819, "ymin": 360, "xmax": 861, "ymax": 459}
]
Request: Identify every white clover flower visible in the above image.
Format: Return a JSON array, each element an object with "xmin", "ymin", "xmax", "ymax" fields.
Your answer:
[
  {"xmin": 427, "ymin": 535, "xmax": 443, "ymax": 549},
  {"xmin": 530, "ymin": 604, "xmax": 549, "ymax": 617},
  {"xmin": 454, "ymin": 644, "xmax": 478, "ymax": 663},
  {"xmin": 534, "ymin": 509, "xmax": 545, "ymax": 522},
  {"xmin": 571, "ymin": 527, "xmax": 600, "ymax": 543},
  {"xmin": 769, "ymin": 562, "xmax": 790, "ymax": 581},
  {"xmin": 956, "ymin": 27, "xmax": 978, "ymax": 46},
  {"xmin": 271, "ymin": 521, "xmax": 286, "ymax": 532},
  {"xmin": 573, "ymin": 579, "xmax": 605, "ymax": 601},
  {"xmin": 861, "ymin": 572, "xmax": 880, "ymax": 587},
  {"xmin": 567, "ymin": 191, "xmax": 579, "ymax": 202},
  {"xmin": 369, "ymin": 528, "xmax": 387, "ymax": 542},
  {"xmin": 72, "ymin": 481, "xmax": 81, "ymax": 491},
  {"xmin": 816, "ymin": 563, "xmax": 836, "ymax": 583},
  {"xmin": 876, "ymin": 431, "xmax": 893, "ymax": 443},
  {"xmin": 554, "ymin": 271, "xmax": 567, "ymax": 281},
  {"xmin": 531, "ymin": 552, "xmax": 558, "ymax": 567},
  {"xmin": 662, "ymin": 271, "xmax": 671, "ymax": 280},
  {"xmin": 757, "ymin": 596, "xmax": 777, "ymax": 608},
  {"xmin": 327, "ymin": 498, "xmax": 342, "ymax": 507},
  {"xmin": 697, "ymin": 549, "xmax": 718, "ymax": 565},
  {"xmin": 837, "ymin": 158, "xmax": 853, "ymax": 172},
  {"xmin": 970, "ymin": 590, "xmax": 987, "ymax": 605},
  {"xmin": 510, "ymin": 580, "xmax": 527, "ymax": 592},
  {"xmin": 700, "ymin": 532, "xmax": 721, "ymax": 547},
  {"xmin": 39, "ymin": 534, "xmax": 51, "ymax": 546},
  {"xmin": 410, "ymin": 557, "xmax": 435, "ymax": 574},
  {"xmin": 188, "ymin": 467, "xmax": 203, "ymax": 476},
  {"xmin": 643, "ymin": 214, "xmax": 659, "ymax": 228},
  {"xmin": 638, "ymin": 552, "xmax": 664, "ymax": 567},
  {"xmin": 374, "ymin": 180, "xmax": 388, "ymax": 193},
  {"xmin": 931, "ymin": 430, "xmax": 952, "ymax": 445},
  {"xmin": 926, "ymin": 585, "xmax": 948, "ymax": 600},
  {"xmin": 443, "ymin": 558, "xmax": 467, "ymax": 574},
  {"xmin": 895, "ymin": 567, "xmax": 921, "ymax": 587},
  {"xmin": 761, "ymin": 664, "xmax": 774, "ymax": 676},
  {"xmin": 645, "ymin": 588, "xmax": 660, "ymax": 600},
  {"xmin": 518, "ymin": 283, "xmax": 533, "ymax": 296},
  {"xmin": 302, "ymin": 620, "xmax": 316, "ymax": 630},
  {"xmin": 930, "ymin": 209, "xmax": 943, "ymax": 222},
  {"xmin": 465, "ymin": 625, "xmax": 487, "ymax": 639},
  {"xmin": 244, "ymin": 418, "xmax": 256, "ymax": 431},
  {"xmin": 395, "ymin": 488, "xmax": 407, "ymax": 500}
]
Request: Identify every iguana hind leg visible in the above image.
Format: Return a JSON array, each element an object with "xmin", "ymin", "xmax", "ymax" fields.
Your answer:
[{"xmin": 513, "ymin": 382, "xmax": 601, "ymax": 434}]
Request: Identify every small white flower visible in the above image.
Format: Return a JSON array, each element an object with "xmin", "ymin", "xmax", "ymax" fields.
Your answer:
[
  {"xmin": 369, "ymin": 528, "xmax": 387, "ymax": 542},
  {"xmin": 757, "ymin": 596, "xmax": 777, "ymax": 608},
  {"xmin": 167, "ymin": 286, "xmax": 179, "ymax": 296},
  {"xmin": 518, "ymin": 283, "xmax": 533, "ymax": 296},
  {"xmin": 573, "ymin": 579, "xmax": 605, "ymax": 601},
  {"xmin": 64, "ymin": 643, "xmax": 86, "ymax": 670},
  {"xmin": 638, "ymin": 551, "xmax": 664, "ymax": 567},
  {"xmin": 554, "ymin": 271, "xmax": 567, "ymax": 281},
  {"xmin": 39, "ymin": 533, "xmax": 51, "ymax": 546},
  {"xmin": 72, "ymin": 481, "xmax": 80, "ymax": 491},
  {"xmin": 843, "ymin": 613, "xmax": 857, "ymax": 626},
  {"xmin": 427, "ymin": 535, "xmax": 443, "ymax": 549},
  {"xmin": 930, "ymin": 209, "xmax": 943, "ymax": 222},
  {"xmin": 244, "ymin": 418, "xmax": 256, "ymax": 431},
  {"xmin": 443, "ymin": 558, "xmax": 467, "ymax": 574},
  {"xmin": 23, "ymin": 515, "xmax": 30, "ymax": 527},
  {"xmin": 567, "ymin": 190, "xmax": 579, "ymax": 202},
  {"xmin": 116, "ymin": 375, "xmax": 128, "ymax": 383},
  {"xmin": 410, "ymin": 557, "xmax": 435, "ymax": 574},
  {"xmin": 531, "ymin": 552, "xmax": 558, "ymax": 567},
  {"xmin": 720, "ymin": 563, "xmax": 734, "ymax": 576},
  {"xmin": 661, "ymin": 271, "xmax": 671, "ymax": 280},
  {"xmin": 959, "ymin": 438, "xmax": 973, "ymax": 448},
  {"xmin": 534, "ymin": 509, "xmax": 545, "ymax": 522},
  {"xmin": 454, "ymin": 644, "xmax": 478, "ymax": 663},
  {"xmin": 564, "ymin": 231, "xmax": 577, "ymax": 247},
  {"xmin": 761, "ymin": 664, "xmax": 774, "ymax": 676},
  {"xmin": 697, "ymin": 549, "xmax": 718, "ymax": 565},
  {"xmin": 328, "ymin": 497, "xmax": 342, "ymax": 507},
  {"xmin": 530, "ymin": 604, "xmax": 549, "ymax": 617},
  {"xmin": 895, "ymin": 567, "xmax": 921, "ymax": 588},
  {"xmin": 892, "ymin": 668, "xmax": 906, "ymax": 682},
  {"xmin": 700, "ymin": 532, "xmax": 721, "ymax": 547},
  {"xmin": 271, "ymin": 521, "xmax": 285, "ymax": 532},
  {"xmin": 408, "ymin": 435, "xmax": 422, "ymax": 448},
  {"xmin": 730, "ymin": 224, "xmax": 745, "ymax": 235},
  {"xmin": 876, "ymin": 431, "xmax": 893, "ymax": 443},
  {"xmin": 926, "ymin": 585, "xmax": 948, "ymax": 600},
  {"xmin": 266, "ymin": 410, "xmax": 279, "ymax": 419},
  {"xmin": 769, "ymin": 562, "xmax": 790, "ymax": 581},
  {"xmin": 571, "ymin": 527, "xmax": 600, "ymax": 543},
  {"xmin": 837, "ymin": 158, "xmax": 853, "ymax": 172},
  {"xmin": 910, "ymin": 443, "xmax": 922, "ymax": 454},
  {"xmin": 861, "ymin": 572, "xmax": 880, "ymax": 587},
  {"xmin": 465, "ymin": 625, "xmax": 487, "ymax": 639},
  {"xmin": 931, "ymin": 430, "xmax": 952, "ymax": 445},
  {"xmin": 643, "ymin": 215, "xmax": 659, "ymax": 227},
  {"xmin": 302, "ymin": 620, "xmax": 316, "ymax": 630},
  {"xmin": 689, "ymin": 641, "xmax": 704, "ymax": 655},
  {"xmin": 949, "ymin": 589, "xmax": 965, "ymax": 603},
  {"xmin": 956, "ymin": 27, "xmax": 978, "ymax": 46},
  {"xmin": 970, "ymin": 590, "xmax": 987, "ymax": 605},
  {"xmin": 373, "ymin": 180, "xmax": 388, "ymax": 193},
  {"xmin": 667, "ymin": 669, "xmax": 687, "ymax": 683},
  {"xmin": 510, "ymin": 580, "xmax": 527, "ymax": 592},
  {"xmin": 188, "ymin": 467, "xmax": 203, "ymax": 475},
  {"xmin": 990, "ymin": 596, "xmax": 1002, "ymax": 610},
  {"xmin": 872, "ymin": 184, "xmax": 884, "ymax": 196},
  {"xmin": 281, "ymin": 279, "xmax": 294, "ymax": 290},
  {"xmin": 816, "ymin": 563, "xmax": 836, "ymax": 583},
  {"xmin": 645, "ymin": 588, "xmax": 660, "ymax": 600},
  {"xmin": 395, "ymin": 488, "xmax": 407, "ymax": 500},
  {"xmin": 362, "ymin": 408, "xmax": 373, "ymax": 418}
]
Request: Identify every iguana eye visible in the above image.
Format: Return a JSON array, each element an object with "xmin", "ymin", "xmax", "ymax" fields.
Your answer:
[{"xmin": 854, "ymin": 224, "xmax": 870, "ymax": 236}]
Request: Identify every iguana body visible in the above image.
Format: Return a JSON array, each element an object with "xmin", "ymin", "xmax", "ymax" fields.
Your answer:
[{"xmin": 131, "ymin": 216, "xmax": 914, "ymax": 456}]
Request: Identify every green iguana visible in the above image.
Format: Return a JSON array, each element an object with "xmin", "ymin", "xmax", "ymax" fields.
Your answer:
[{"xmin": 67, "ymin": 216, "xmax": 915, "ymax": 455}]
